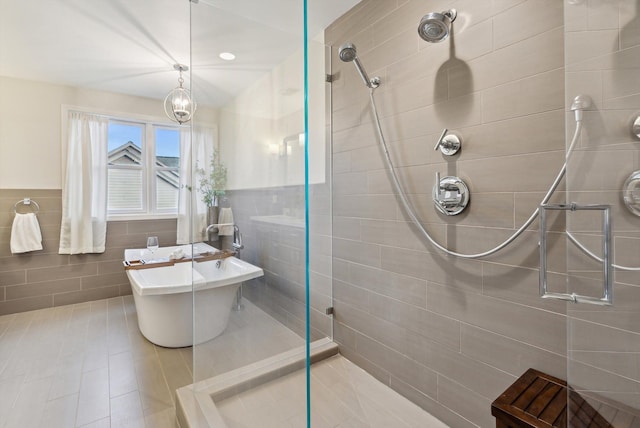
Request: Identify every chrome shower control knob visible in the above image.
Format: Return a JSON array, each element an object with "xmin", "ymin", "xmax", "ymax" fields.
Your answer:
[
  {"xmin": 623, "ymin": 170, "xmax": 640, "ymax": 217},
  {"xmin": 632, "ymin": 115, "xmax": 640, "ymax": 140},
  {"xmin": 433, "ymin": 128, "xmax": 461, "ymax": 156},
  {"xmin": 433, "ymin": 173, "xmax": 470, "ymax": 216}
]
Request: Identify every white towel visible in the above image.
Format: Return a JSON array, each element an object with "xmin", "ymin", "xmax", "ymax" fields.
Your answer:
[
  {"xmin": 10, "ymin": 213, "xmax": 43, "ymax": 254},
  {"xmin": 218, "ymin": 208, "xmax": 234, "ymax": 236}
]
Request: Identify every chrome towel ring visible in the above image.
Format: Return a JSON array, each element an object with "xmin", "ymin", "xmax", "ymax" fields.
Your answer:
[{"xmin": 13, "ymin": 198, "xmax": 40, "ymax": 214}]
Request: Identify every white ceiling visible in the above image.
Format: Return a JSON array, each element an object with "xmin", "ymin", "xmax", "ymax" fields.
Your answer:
[{"xmin": 0, "ymin": 0, "xmax": 358, "ymax": 107}]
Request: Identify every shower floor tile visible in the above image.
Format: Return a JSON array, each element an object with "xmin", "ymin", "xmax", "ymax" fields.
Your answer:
[{"xmin": 215, "ymin": 354, "xmax": 450, "ymax": 428}]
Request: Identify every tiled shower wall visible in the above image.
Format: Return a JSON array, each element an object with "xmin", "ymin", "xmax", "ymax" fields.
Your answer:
[
  {"xmin": 327, "ymin": 1, "xmax": 570, "ymax": 427},
  {"xmin": 226, "ymin": 184, "xmax": 332, "ymax": 341},
  {"xmin": 0, "ymin": 189, "xmax": 178, "ymax": 316}
]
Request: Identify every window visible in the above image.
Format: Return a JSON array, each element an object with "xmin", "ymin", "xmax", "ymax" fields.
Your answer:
[
  {"xmin": 154, "ymin": 127, "xmax": 180, "ymax": 211},
  {"xmin": 107, "ymin": 119, "xmax": 181, "ymax": 217}
]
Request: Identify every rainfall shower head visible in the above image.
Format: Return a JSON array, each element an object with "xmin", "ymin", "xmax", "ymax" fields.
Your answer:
[
  {"xmin": 418, "ymin": 9, "xmax": 457, "ymax": 43},
  {"xmin": 338, "ymin": 43, "xmax": 380, "ymax": 89},
  {"xmin": 338, "ymin": 43, "xmax": 358, "ymax": 62}
]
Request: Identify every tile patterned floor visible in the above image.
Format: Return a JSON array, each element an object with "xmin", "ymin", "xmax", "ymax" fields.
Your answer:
[
  {"xmin": 0, "ymin": 296, "xmax": 186, "ymax": 427},
  {"xmin": 0, "ymin": 296, "xmax": 447, "ymax": 427},
  {"xmin": 216, "ymin": 354, "xmax": 449, "ymax": 428},
  {"xmin": 0, "ymin": 295, "xmax": 303, "ymax": 428}
]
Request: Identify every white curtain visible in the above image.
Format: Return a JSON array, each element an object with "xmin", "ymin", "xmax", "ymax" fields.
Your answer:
[
  {"xmin": 176, "ymin": 126, "xmax": 216, "ymax": 244},
  {"xmin": 59, "ymin": 112, "xmax": 108, "ymax": 254}
]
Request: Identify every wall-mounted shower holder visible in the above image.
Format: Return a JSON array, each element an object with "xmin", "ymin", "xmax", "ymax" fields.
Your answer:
[
  {"xmin": 433, "ymin": 172, "xmax": 469, "ymax": 216},
  {"xmin": 433, "ymin": 128, "xmax": 461, "ymax": 156}
]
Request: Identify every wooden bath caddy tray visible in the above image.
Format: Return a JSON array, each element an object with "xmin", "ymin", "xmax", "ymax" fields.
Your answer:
[{"xmin": 123, "ymin": 250, "xmax": 236, "ymax": 270}]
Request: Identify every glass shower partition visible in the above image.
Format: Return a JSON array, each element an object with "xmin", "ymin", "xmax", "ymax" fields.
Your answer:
[
  {"xmin": 564, "ymin": 0, "xmax": 640, "ymax": 425},
  {"xmin": 177, "ymin": 1, "xmax": 335, "ymax": 426}
]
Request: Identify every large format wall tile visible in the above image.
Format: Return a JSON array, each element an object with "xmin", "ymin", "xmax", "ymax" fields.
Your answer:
[{"xmin": 327, "ymin": 1, "xmax": 574, "ymax": 425}]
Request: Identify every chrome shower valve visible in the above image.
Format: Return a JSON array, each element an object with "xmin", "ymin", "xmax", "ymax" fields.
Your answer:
[
  {"xmin": 433, "ymin": 128, "xmax": 461, "ymax": 156},
  {"xmin": 433, "ymin": 172, "xmax": 470, "ymax": 216}
]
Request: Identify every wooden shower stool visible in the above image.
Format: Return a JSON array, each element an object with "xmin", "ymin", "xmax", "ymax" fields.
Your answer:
[{"xmin": 491, "ymin": 368, "xmax": 614, "ymax": 428}]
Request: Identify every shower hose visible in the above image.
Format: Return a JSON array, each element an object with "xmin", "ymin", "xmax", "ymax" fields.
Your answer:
[{"xmin": 368, "ymin": 88, "xmax": 640, "ymax": 271}]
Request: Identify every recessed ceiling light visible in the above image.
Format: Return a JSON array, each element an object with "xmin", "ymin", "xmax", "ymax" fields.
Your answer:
[{"xmin": 219, "ymin": 52, "xmax": 236, "ymax": 61}]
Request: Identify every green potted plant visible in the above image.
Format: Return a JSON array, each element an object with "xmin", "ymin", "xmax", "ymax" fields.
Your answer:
[
  {"xmin": 196, "ymin": 148, "xmax": 227, "ymax": 207},
  {"xmin": 195, "ymin": 149, "xmax": 227, "ymax": 240}
]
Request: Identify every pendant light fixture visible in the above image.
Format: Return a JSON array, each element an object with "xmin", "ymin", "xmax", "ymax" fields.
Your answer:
[{"xmin": 164, "ymin": 64, "xmax": 196, "ymax": 124}]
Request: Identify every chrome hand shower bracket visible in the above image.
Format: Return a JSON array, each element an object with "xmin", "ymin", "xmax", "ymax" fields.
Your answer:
[
  {"xmin": 369, "ymin": 76, "xmax": 381, "ymax": 89},
  {"xmin": 433, "ymin": 172, "xmax": 470, "ymax": 216},
  {"xmin": 433, "ymin": 128, "xmax": 461, "ymax": 156}
]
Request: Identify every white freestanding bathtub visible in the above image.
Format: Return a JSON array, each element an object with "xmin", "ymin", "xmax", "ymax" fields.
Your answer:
[{"xmin": 124, "ymin": 243, "xmax": 264, "ymax": 348}]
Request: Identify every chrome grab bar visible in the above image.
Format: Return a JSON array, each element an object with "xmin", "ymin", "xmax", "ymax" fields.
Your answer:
[{"xmin": 539, "ymin": 203, "xmax": 612, "ymax": 306}]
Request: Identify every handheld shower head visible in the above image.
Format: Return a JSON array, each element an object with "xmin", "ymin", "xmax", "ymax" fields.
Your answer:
[
  {"xmin": 418, "ymin": 9, "xmax": 457, "ymax": 43},
  {"xmin": 338, "ymin": 43, "xmax": 380, "ymax": 89}
]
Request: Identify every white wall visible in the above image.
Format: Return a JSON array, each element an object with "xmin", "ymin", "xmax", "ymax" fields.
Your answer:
[
  {"xmin": 0, "ymin": 76, "xmax": 218, "ymax": 189},
  {"xmin": 0, "ymin": 45, "xmax": 321, "ymax": 192},
  {"xmin": 219, "ymin": 35, "xmax": 327, "ymax": 190}
]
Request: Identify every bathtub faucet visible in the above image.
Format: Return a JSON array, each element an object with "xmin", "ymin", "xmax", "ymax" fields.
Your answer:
[
  {"xmin": 204, "ymin": 222, "xmax": 243, "ymax": 252},
  {"xmin": 205, "ymin": 222, "xmax": 231, "ymax": 234},
  {"xmin": 233, "ymin": 225, "xmax": 244, "ymax": 251}
]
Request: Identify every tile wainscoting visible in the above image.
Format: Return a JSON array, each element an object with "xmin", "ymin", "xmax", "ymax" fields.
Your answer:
[{"xmin": 0, "ymin": 189, "xmax": 178, "ymax": 316}]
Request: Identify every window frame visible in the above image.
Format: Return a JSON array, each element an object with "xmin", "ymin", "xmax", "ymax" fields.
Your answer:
[
  {"xmin": 152, "ymin": 125, "xmax": 182, "ymax": 215},
  {"xmin": 106, "ymin": 118, "xmax": 182, "ymax": 219},
  {"xmin": 106, "ymin": 119, "xmax": 148, "ymax": 216}
]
